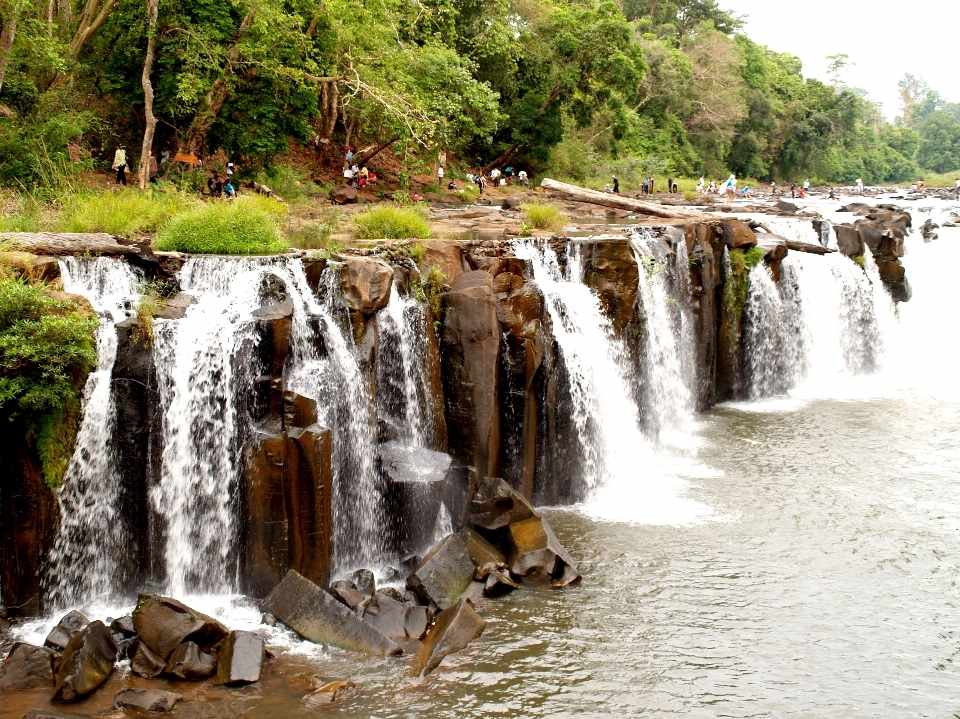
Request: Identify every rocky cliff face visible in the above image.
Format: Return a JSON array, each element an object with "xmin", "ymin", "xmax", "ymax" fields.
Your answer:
[{"xmin": 0, "ymin": 220, "xmax": 909, "ymax": 614}]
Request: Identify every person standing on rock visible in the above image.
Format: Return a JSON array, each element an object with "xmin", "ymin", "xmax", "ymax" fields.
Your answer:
[
  {"xmin": 612, "ymin": 175, "xmax": 619, "ymax": 193},
  {"xmin": 438, "ymin": 165, "xmax": 444, "ymax": 186},
  {"xmin": 112, "ymin": 146, "xmax": 127, "ymax": 185}
]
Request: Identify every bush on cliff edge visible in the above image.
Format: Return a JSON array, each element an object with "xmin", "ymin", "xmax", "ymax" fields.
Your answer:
[
  {"xmin": 0, "ymin": 278, "xmax": 99, "ymax": 488},
  {"xmin": 155, "ymin": 199, "xmax": 289, "ymax": 254}
]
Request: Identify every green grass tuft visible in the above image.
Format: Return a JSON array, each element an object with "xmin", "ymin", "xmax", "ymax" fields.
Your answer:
[
  {"xmin": 155, "ymin": 199, "xmax": 289, "ymax": 254},
  {"xmin": 352, "ymin": 205, "xmax": 431, "ymax": 240},
  {"xmin": 61, "ymin": 189, "xmax": 198, "ymax": 237},
  {"xmin": 520, "ymin": 201, "xmax": 568, "ymax": 231}
]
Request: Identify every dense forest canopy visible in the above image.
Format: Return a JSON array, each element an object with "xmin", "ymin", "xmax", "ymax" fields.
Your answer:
[{"xmin": 1, "ymin": 0, "xmax": 958, "ymax": 187}]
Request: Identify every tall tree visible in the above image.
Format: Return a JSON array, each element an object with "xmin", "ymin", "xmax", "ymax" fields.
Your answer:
[{"xmin": 137, "ymin": 0, "xmax": 158, "ymax": 189}]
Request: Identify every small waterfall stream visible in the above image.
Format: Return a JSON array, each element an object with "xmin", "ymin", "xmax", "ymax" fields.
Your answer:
[{"xmin": 47, "ymin": 258, "xmax": 139, "ymax": 607}]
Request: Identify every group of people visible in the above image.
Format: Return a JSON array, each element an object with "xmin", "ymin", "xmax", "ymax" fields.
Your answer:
[{"xmin": 111, "ymin": 146, "xmax": 161, "ymax": 186}]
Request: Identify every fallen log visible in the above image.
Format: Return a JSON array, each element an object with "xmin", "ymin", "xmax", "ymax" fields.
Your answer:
[
  {"xmin": 753, "ymin": 232, "xmax": 835, "ymax": 256},
  {"xmin": 540, "ymin": 178, "xmax": 710, "ymax": 220},
  {"xmin": 784, "ymin": 239, "xmax": 834, "ymax": 255},
  {"xmin": 0, "ymin": 232, "xmax": 140, "ymax": 256}
]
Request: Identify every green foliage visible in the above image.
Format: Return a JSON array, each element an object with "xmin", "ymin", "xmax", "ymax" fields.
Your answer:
[
  {"xmin": 61, "ymin": 189, "xmax": 199, "ymax": 237},
  {"xmin": 0, "ymin": 279, "xmax": 99, "ymax": 488},
  {"xmin": 521, "ymin": 201, "xmax": 568, "ymax": 231},
  {"xmin": 916, "ymin": 112, "xmax": 960, "ymax": 174},
  {"xmin": 417, "ymin": 265, "xmax": 448, "ymax": 319},
  {"xmin": 723, "ymin": 245, "xmax": 766, "ymax": 327},
  {"xmin": 155, "ymin": 199, "xmax": 289, "ymax": 254},
  {"xmin": 352, "ymin": 205, "xmax": 431, "ymax": 240}
]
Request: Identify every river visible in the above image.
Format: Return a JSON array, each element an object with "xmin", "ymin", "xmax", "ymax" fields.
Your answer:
[{"xmin": 4, "ymin": 194, "xmax": 958, "ymax": 718}]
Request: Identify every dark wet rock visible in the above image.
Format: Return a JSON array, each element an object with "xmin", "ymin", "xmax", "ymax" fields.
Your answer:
[
  {"xmin": 720, "ymin": 219, "xmax": 757, "ymax": 248},
  {"xmin": 377, "ymin": 587, "xmax": 405, "ymax": 603},
  {"xmin": 330, "ymin": 579, "xmax": 357, "ymax": 592},
  {"xmin": 406, "ymin": 533, "xmax": 475, "ymax": 611},
  {"xmin": 330, "ymin": 585, "xmax": 368, "ymax": 611},
  {"xmin": 380, "ymin": 566, "xmax": 403, "ymax": 584},
  {"xmin": 834, "ymin": 224, "xmax": 863, "ymax": 257},
  {"xmin": 484, "ymin": 568, "xmax": 520, "ymax": 597},
  {"xmin": 578, "ymin": 239, "xmax": 640, "ymax": 333},
  {"xmin": 921, "ymin": 218, "xmax": 939, "ymax": 242},
  {"xmin": 330, "ymin": 184, "xmax": 358, "ymax": 205},
  {"xmin": 0, "ymin": 603, "xmax": 7, "ymax": 619},
  {"xmin": 349, "ymin": 569, "xmax": 377, "ymax": 597},
  {"xmin": 774, "ymin": 200, "xmax": 798, "ymax": 214},
  {"xmin": 837, "ymin": 202, "xmax": 872, "ymax": 214},
  {"xmin": 262, "ymin": 570, "xmax": 401, "ymax": 655},
  {"xmin": 380, "ymin": 442, "xmax": 454, "ymax": 555},
  {"xmin": 468, "ymin": 476, "xmax": 536, "ymax": 531},
  {"xmin": 811, "ymin": 218, "xmax": 832, "ymax": 247},
  {"xmin": 341, "ymin": 257, "xmax": 394, "ymax": 316},
  {"xmin": 441, "ymin": 270, "xmax": 501, "ymax": 480},
  {"xmin": 114, "ymin": 688, "xmax": 183, "ymax": 712},
  {"xmin": 462, "ymin": 526, "xmax": 507, "ymax": 570},
  {"xmin": 152, "ymin": 292, "xmax": 196, "ymax": 320},
  {"xmin": 855, "ymin": 221, "xmax": 884, "ymax": 251},
  {"xmin": 215, "ymin": 630, "xmax": 264, "ymax": 685},
  {"xmin": 109, "ymin": 616, "xmax": 135, "ymax": 637},
  {"xmin": 507, "ymin": 515, "xmax": 581, "ymax": 587},
  {"xmin": 879, "ymin": 235, "xmax": 904, "ymax": 258},
  {"xmin": 44, "ymin": 611, "xmax": 89, "ymax": 652},
  {"xmin": 52, "ymin": 620, "xmax": 116, "ymax": 702},
  {"xmin": 115, "ymin": 637, "xmax": 139, "ymax": 661},
  {"xmin": 261, "ymin": 613, "xmax": 277, "ymax": 627},
  {"xmin": 164, "ymin": 641, "xmax": 216, "ymax": 681},
  {"xmin": 416, "ymin": 598, "xmax": 485, "ymax": 677},
  {"xmin": 132, "ymin": 595, "xmax": 229, "ymax": 660},
  {"xmin": 0, "ymin": 642, "xmax": 56, "ymax": 690},
  {"xmin": 362, "ymin": 593, "xmax": 428, "ymax": 641},
  {"xmin": 130, "ymin": 641, "xmax": 165, "ymax": 678}
]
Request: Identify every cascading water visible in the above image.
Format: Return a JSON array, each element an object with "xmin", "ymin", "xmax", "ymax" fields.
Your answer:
[
  {"xmin": 279, "ymin": 261, "xmax": 384, "ymax": 574},
  {"xmin": 151, "ymin": 258, "xmax": 270, "ymax": 595},
  {"xmin": 631, "ymin": 231, "xmax": 695, "ymax": 442},
  {"xmin": 741, "ymin": 263, "xmax": 799, "ymax": 398},
  {"xmin": 514, "ymin": 239, "xmax": 710, "ymax": 525},
  {"xmin": 376, "ymin": 281, "xmax": 435, "ymax": 448},
  {"xmin": 47, "ymin": 258, "xmax": 139, "ymax": 608}
]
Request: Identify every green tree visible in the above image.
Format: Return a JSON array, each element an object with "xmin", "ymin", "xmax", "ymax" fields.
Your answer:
[{"xmin": 916, "ymin": 111, "xmax": 960, "ymax": 173}]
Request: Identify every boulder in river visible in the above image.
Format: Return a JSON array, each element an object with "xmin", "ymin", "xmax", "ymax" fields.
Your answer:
[
  {"xmin": 720, "ymin": 220, "xmax": 757, "ymax": 249},
  {"xmin": 262, "ymin": 570, "xmax": 402, "ymax": 655},
  {"xmin": 331, "ymin": 585, "xmax": 369, "ymax": 611},
  {"xmin": 132, "ymin": 594, "xmax": 229, "ymax": 660},
  {"xmin": 330, "ymin": 184, "xmax": 358, "ymax": 205},
  {"xmin": 109, "ymin": 616, "xmax": 136, "ymax": 637},
  {"xmin": 349, "ymin": 568, "xmax": 377, "ymax": 597},
  {"xmin": 164, "ymin": 641, "xmax": 217, "ymax": 681},
  {"xmin": 44, "ymin": 611, "xmax": 89, "ymax": 652},
  {"xmin": 0, "ymin": 642, "xmax": 56, "ymax": 690},
  {"xmin": 406, "ymin": 533, "xmax": 475, "ymax": 610},
  {"xmin": 834, "ymin": 224, "xmax": 863, "ymax": 257},
  {"xmin": 506, "ymin": 515, "xmax": 581, "ymax": 587},
  {"xmin": 340, "ymin": 256, "xmax": 394, "ymax": 316},
  {"xmin": 468, "ymin": 476, "xmax": 536, "ymax": 531},
  {"xmin": 114, "ymin": 688, "xmax": 183, "ymax": 712},
  {"xmin": 130, "ymin": 641, "xmax": 166, "ymax": 678},
  {"xmin": 215, "ymin": 630, "xmax": 265, "ymax": 685},
  {"xmin": 52, "ymin": 620, "xmax": 117, "ymax": 702},
  {"xmin": 416, "ymin": 598, "xmax": 485, "ymax": 678},
  {"xmin": 361, "ymin": 593, "xmax": 429, "ymax": 641}
]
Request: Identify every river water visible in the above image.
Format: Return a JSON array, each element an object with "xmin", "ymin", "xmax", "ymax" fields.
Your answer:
[{"xmin": 5, "ymin": 195, "xmax": 959, "ymax": 718}]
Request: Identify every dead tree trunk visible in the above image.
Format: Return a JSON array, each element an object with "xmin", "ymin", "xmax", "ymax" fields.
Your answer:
[
  {"xmin": 540, "ymin": 178, "xmax": 709, "ymax": 220},
  {"xmin": 318, "ymin": 79, "xmax": 338, "ymax": 142},
  {"xmin": 354, "ymin": 136, "xmax": 400, "ymax": 166},
  {"xmin": 137, "ymin": 0, "xmax": 159, "ymax": 190},
  {"xmin": 180, "ymin": 5, "xmax": 255, "ymax": 157},
  {"xmin": 0, "ymin": 3, "xmax": 21, "ymax": 95}
]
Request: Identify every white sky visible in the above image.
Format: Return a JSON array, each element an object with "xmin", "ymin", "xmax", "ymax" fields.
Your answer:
[{"xmin": 727, "ymin": 0, "xmax": 957, "ymax": 119}]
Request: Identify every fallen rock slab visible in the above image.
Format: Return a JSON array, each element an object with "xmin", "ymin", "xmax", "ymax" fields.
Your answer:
[
  {"xmin": 507, "ymin": 515, "xmax": 581, "ymax": 587},
  {"xmin": 130, "ymin": 641, "xmax": 166, "ymax": 678},
  {"xmin": 416, "ymin": 599, "xmax": 485, "ymax": 677},
  {"xmin": 132, "ymin": 595, "xmax": 229, "ymax": 660},
  {"xmin": 52, "ymin": 621, "xmax": 117, "ymax": 702},
  {"xmin": 262, "ymin": 570, "xmax": 401, "ymax": 656},
  {"xmin": 114, "ymin": 688, "xmax": 183, "ymax": 713},
  {"xmin": 215, "ymin": 630, "xmax": 265, "ymax": 685},
  {"xmin": 164, "ymin": 641, "xmax": 216, "ymax": 681},
  {"xmin": 44, "ymin": 611, "xmax": 89, "ymax": 652},
  {"xmin": 468, "ymin": 477, "xmax": 535, "ymax": 531},
  {"xmin": 0, "ymin": 643, "xmax": 56, "ymax": 690},
  {"xmin": 406, "ymin": 533, "xmax": 475, "ymax": 611},
  {"xmin": 362, "ymin": 594, "xmax": 429, "ymax": 641}
]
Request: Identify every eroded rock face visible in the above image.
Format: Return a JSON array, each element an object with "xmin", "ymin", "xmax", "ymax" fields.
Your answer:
[
  {"xmin": 361, "ymin": 593, "xmax": 428, "ymax": 641},
  {"xmin": 579, "ymin": 239, "xmax": 639, "ymax": 334},
  {"xmin": 406, "ymin": 533, "xmax": 475, "ymax": 610},
  {"xmin": 132, "ymin": 595, "xmax": 229, "ymax": 660},
  {"xmin": 720, "ymin": 220, "xmax": 757, "ymax": 249},
  {"xmin": 0, "ymin": 642, "xmax": 56, "ymax": 690},
  {"xmin": 215, "ymin": 630, "xmax": 265, "ymax": 685},
  {"xmin": 442, "ymin": 271, "xmax": 501, "ymax": 480},
  {"xmin": 262, "ymin": 570, "xmax": 401, "ymax": 655},
  {"xmin": 341, "ymin": 256, "xmax": 394, "ymax": 316},
  {"xmin": 506, "ymin": 515, "xmax": 581, "ymax": 587},
  {"xmin": 835, "ymin": 224, "xmax": 863, "ymax": 257},
  {"xmin": 164, "ymin": 641, "xmax": 216, "ymax": 681},
  {"xmin": 114, "ymin": 688, "xmax": 183, "ymax": 712},
  {"xmin": 423, "ymin": 240, "xmax": 466, "ymax": 287},
  {"xmin": 380, "ymin": 442, "xmax": 454, "ymax": 555},
  {"xmin": 131, "ymin": 641, "xmax": 166, "ymax": 678},
  {"xmin": 468, "ymin": 476, "xmax": 536, "ymax": 531},
  {"xmin": 44, "ymin": 610, "xmax": 89, "ymax": 651},
  {"xmin": 52, "ymin": 620, "xmax": 117, "ymax": 702},
  {"xmin": 416, "ymin": 598, "xmax": 485, "ymax": 677}
]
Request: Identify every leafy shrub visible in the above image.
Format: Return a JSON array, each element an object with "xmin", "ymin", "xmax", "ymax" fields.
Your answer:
[
  {"xmin": 61, "ymin": 189, "xmax": 198, "ymax": 237},
  {"xmin": 155, "ymin": 200, "xmax": 289, "ymax": 254},
  {"xmin": 352, "ymin": 205, "xmax": 431, "ymax": 240},
  {"xmin": 455, "ymin": 184, "xmax": 479, "ymax": 203},
  {"xmin": 520, "ymin": 201, "xmax": 568, "ymax": 231},
  {"xmin": 0, "ymin": 279, "xmax": 99, "ymax": 487}
]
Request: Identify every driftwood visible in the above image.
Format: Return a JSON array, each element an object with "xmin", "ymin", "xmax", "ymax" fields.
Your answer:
[
  {"xmin": 540, "ymin": 178, "xmax": 710, "ymax": 220},
  {"xmin": 0, "ymin": 232, "xmax": 140, "ymax": 255},
  {"xmin": 755, "ymin": 232, "xmax": 835, "ymax": 256}
]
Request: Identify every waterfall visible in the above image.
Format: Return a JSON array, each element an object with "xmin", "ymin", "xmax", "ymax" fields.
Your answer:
[
  {"xmin": 47, "ymin": 257, "xmax": 139, "ymax": 608},
  {"xmin": 741, "ymin": 263, "xmax": 799, "ymax": 398},
  {"xmin": 631, "ymin": 231, "xmax": 695, "ymax": 442},
  {"xmin": 279, "ymin": 261, "xmax": 384, "ymax": 574},
  {"xmin": 376, "ymin": 280, "xmax": 435, "ymax": 448},
  {"xmin": 151, "ymin": 258, "xmax": 270, "ymax": 595}
]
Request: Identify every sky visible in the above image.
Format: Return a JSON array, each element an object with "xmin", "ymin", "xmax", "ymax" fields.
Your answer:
[{"xmin": 727, "ymin": 0, "xmax": 956, "ymax": 119}]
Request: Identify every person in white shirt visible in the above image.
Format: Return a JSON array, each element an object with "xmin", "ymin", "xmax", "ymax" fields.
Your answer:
[
  {"xmin": 518, "ymin": 170, "xmax": 528, "ymax": 186},
  {"xmin": 696, "ymin": 176, "xmax": 705, "ymax": 192},
  {"xmin": 803, "ymin": 179, "xmax": 810, "ymax": 191},
  {"xmin": 438, "ymin": 166, "xmax": 445, "ymax": 183}
]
